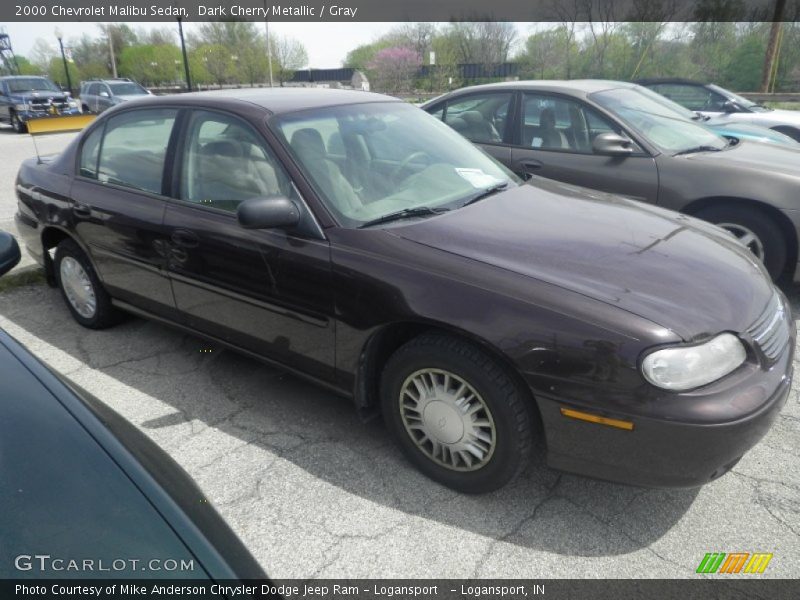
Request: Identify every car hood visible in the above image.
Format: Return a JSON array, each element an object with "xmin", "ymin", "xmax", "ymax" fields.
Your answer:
[
  {"xmin": 392, "ymin": 178, "xmax": 773, "ymax": 340},
  {"xmin": 757, "ymin": 108, "xmax": 800, "ymax": 125},
  {"xmin": 12, "ymin": 91, "xmax": 68, "ymax": 102},
  {"xmin": 682, "ymin": 138, "xmax": 800, "ymax": 172}
]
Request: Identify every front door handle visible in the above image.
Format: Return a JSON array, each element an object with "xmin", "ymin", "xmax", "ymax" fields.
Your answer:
[
  {"xmin": 72, "ymin": 204, "xmax": 91, "ymax": 218},
  {"xmin": 517, "ymin": 159, "xmax": 543, "ymax": 172},
  {"xmin": 171, "ymin": 229, "xmax": 199, "ymax": 248}
]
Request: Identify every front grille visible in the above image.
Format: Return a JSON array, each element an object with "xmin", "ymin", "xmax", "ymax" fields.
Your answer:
[
  {"xmin": 29, "ymin": 98, "xmax": 69, "ymax": 112},
  {"xmin": 747, "ymin": 292, "xmax": 791, "ymax": 362}
]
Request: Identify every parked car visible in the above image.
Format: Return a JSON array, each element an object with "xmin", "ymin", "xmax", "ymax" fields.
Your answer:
[
  {"xmin": 0, "ymin": 231, "xmax": 266, "ymax": 580},
  {"xmin": 0, "ymin": 75, "xmax": 81, "ymax": 133},
  {"xmin": 635, "ymin": 84, "xmax": 800, "ymax": 148},
  {"xmin": 636, "ymin": 78, "xmax": 800, "ymax": 141},
  {"xmin": 15, "ymin": 88, "xmax": 793, "ymax": 493},
  {"xmin": 423, "ymin": 80, "xmax": 800, "ymax": 281},
  {"xmin": 79, "ymin": 78, "xmax": 151, "ymax": 114}
]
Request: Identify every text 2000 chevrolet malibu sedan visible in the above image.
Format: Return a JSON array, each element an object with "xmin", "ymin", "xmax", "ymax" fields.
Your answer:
[{"xmin": 15, "ymin": 89, "xmax": 794, "ymax": 493}]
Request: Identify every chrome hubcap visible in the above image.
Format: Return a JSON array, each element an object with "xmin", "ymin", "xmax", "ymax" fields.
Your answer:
[
  {"xmin": 718, "ymin": 222, "xmax": 765, "ymax": 261},
  {"xmin": 60, "ymin": 257, "xmax": 96, "ymax": 319},
  {"xmin": 399, "ymin": 368, "xmax": 496, "ymax": 472}
]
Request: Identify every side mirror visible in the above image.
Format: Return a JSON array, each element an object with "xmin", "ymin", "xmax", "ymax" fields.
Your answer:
[
  {"xmin": 99, "ymin": 91, "xmax": 110, "ymax": 98},
  {"xmin": 0, "ymin": 232, "xmax": 21, "ymax": 277},
  {"xmin": 722, "ymin": 100, "xmax": 738, "ymax": 113},
  {"xmin": 592, "ymin": 132, "xmax": 634, "ymax": 156},
  {"xmin": 237, "ymin": 197, "xmax": 300, "ymax": 230}
]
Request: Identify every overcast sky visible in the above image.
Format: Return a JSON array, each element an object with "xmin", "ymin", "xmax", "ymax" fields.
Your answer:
[{"xmin": 4, "ymin": 22, "xmax": 414, "ymax": 68}]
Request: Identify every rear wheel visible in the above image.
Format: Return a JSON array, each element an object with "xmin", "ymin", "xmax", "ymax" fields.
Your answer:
[
  {"xmin": 54, "ymin": 239, "xmax": 121, "ymax": 329},
  {"xmin": 694, "ymin": 205, "xmax": 787, "ymax": 280},
  {"xmin": 381, "ymin": 334, "xmax": 534, "ymax": 493},
  {"xmin": 10, "ymin": 110, "xmax": 26, "ymax": 133}
]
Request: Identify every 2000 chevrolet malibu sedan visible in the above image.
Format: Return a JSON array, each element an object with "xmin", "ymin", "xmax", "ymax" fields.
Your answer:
[{"xmin": 14, "ymin": 88, "xmax": 794, "ymax": 493}]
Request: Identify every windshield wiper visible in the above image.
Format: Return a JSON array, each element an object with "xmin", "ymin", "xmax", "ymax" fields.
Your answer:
[
  {"xmin": 674, "ymin": 145, "xmax": 723, "ymax": 156},
  {"xmin": 358, "ymin": 206, "xmax": 449, "ymax": 228},
  {"xmin": 461, "ymin": 182, "xmax": 510, "ymax": 208}
]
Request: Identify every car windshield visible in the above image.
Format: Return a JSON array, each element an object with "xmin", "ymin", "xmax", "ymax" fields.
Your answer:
[
  {"xmin": 708, "ymin": 84, "xmax": 771, "ymax": 112},
  {"xmin": 272, "ymin": 102, "xmax": 519, "ymax": 228},
  {"xmin": 591, "ymin": 88, "xmax": 729, "ymax": 154},
  {"xmin": 6, "ymin": 77, "xmax": 60, "ymax": 93},
  {"xmin": 108, "ymin": 82, "xmax": 148, "ymax": 96}
]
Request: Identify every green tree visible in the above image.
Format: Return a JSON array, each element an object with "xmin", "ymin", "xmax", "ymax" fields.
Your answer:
[{"xmin": 119, "ymin": 44, "xmax": 182, "ymax": 86}]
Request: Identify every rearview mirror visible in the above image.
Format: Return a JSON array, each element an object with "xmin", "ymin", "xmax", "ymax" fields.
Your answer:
[
  {"xmin": 0, "ymin": 232, "xmax": 21, "ymax": 277},
  {"xmin": 237, "ymin": 197, "xmax": 300, "ymax": 230},
  {"xmin": 592, "ymin": 132, "xmax": 634, "ymax": 156}
]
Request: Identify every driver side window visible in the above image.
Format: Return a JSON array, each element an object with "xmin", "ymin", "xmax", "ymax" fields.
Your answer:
[
  {"xmin": 520, "ymin": 94, "xmax": 619, "ymax": 154},
  {"xmin": 178, "ymin": 110, "xmax": 291, "ymax": 213}
]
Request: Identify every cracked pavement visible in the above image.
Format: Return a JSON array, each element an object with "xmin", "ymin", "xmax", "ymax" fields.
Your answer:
[{"xmin": 0, "ymin": 127, "xmax": 798, "ymax": 579}]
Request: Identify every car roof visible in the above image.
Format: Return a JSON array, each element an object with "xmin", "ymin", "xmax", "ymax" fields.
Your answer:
[
  {"xmin": 429, "ymin": 79, "xmax": 641, "ymax": 101},
  {"xmin": 146, "ymin": 87, "xmax": 399, "ymax": 115},
  {"xmin": 0, "ymin": 75, "xmax": 50, "ymax": 80},
  {"xmin": 634, "ymin": 78, "xmax": 707, "ymax": 86}
]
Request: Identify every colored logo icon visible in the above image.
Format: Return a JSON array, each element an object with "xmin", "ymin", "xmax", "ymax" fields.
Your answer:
[{"xmin": 696, "ymin": 552, "xmax": 773, "ymax": 574}]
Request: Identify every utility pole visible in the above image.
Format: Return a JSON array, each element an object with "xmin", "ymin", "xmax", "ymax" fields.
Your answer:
[
  {"xmin": 107, "ymin": 25, "xmax": 117, "ymax": 78},
  {"xmin": 177, "ymin": 17, "xmax": 192, "ymax": 92},
  {"xmin": 760, "ymin": 0, "xmax": 786, "ymax": 93}
]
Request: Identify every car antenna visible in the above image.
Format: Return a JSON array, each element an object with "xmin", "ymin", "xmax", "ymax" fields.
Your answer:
[{"xmin": 26, "ymin": 114, "xmax": 97, "ymax": 164}]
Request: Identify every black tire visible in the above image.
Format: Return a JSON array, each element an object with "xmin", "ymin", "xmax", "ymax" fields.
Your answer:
[
  {"xmin": 54, "ymin": 239, "xmax": 121, "ymax": 329},
  {"xmin": 694, "ymin": 205, "xmax": 787, "ymax": 280},
  {"xmin": 381, "ymin": 333, "xmax": 534, "ymax": 493},
  {"xmin": 10, "ymin": 110, "xmax": 26, "ymax": 134},
  {"xmin": 81, "ymin": 104, "xmax": 91, "ymax": 114}
]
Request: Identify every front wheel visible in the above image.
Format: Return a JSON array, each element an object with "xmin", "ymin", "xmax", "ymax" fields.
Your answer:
[
  {"xmin": 381, "ymin": 334, "xmax": 534, "ymax": 493},
  {"xmin": 695, "ymin": 205, "xmax": 787, "ymax": 280},
  {"xmin": 10, "ymin": 111, "xmax": 26, "ymax": 133},
  {"xmin": 54, "ymin": 239, "xmax": 121, "ymax": 329}
]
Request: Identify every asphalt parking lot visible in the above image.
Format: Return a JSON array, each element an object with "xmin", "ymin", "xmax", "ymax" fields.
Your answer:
[{"xmin": 0, "ymin": 125, "xmax": 798, "ymax": 579}]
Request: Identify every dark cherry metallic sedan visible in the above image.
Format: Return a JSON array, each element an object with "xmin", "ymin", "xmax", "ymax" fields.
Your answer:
[{"xmin": 14, "ymin": 88, "xmax": 794, "ymax": 493}]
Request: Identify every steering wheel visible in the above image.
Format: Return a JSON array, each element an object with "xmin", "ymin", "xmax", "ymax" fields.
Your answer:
[{"xmin": 390, "ymin": 151, "xmax": 432, "ymax": 184}]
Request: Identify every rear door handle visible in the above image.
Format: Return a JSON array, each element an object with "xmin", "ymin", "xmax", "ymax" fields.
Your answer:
[
  {"xmin": 72, "ymin": 204, "xmax": 91, "ymax": 218},
  {"xmin": 171, "ymin": 229, "xmax": 199, "ymax": 248}
]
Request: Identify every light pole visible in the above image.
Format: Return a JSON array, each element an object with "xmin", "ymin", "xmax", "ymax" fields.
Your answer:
[
  {"xmin": 263, "ymin": 1, "xmax": 273, "ymax": 87},
  {"xmin": 54, "ymin": 28, "xmax": 73, "ymax": 96}
]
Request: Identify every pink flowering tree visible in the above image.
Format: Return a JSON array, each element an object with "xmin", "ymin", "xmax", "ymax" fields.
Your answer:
[{"xmin": 367, "ymin": 47, "xmax": 421, "ymax": 93}]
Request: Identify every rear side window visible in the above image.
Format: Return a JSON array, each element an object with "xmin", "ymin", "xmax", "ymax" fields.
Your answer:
[
  {"xmin": 96, "ymin": 109, "xmax": 177, "ymax": 194},
  {"xmin": 79, "ymin": 125, "xmax": 104, "ymax": 179},
  {"xmin": 441, "ymin": 92, "xmax": 512, "ymax": 144}
]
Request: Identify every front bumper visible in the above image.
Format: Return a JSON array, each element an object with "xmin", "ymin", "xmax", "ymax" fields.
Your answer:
[
  {"xmin": 17, "ymin": 107, "xmax": 81, "ymax": 122},
  {"xmin": 538, "ymin": 332, "xmax": 794, "ymax": 488}
]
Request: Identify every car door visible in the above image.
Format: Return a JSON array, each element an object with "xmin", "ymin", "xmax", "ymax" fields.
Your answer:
[
  {"xmin": 70, "ymin": 107, "xmax": 178, "ymax": 319},
  {"xmin": 84, "ymin": 83, "xmax": 98, "ymax": 113},
  {"xmin": 432, "ymin": 91, "xmax": 515, "ymax": 166},
  {"xmin": 163, "ymin": 109, "xmax": 335, "ymax": 381},
  {"xmin": 98, "ymin": 83, "xmax": 113, "ymax": 112},
  {"xmin": 510, "ymin": 92, "xmax": 660, "ymax": 203},
  {"xmin": 0, "ymin": 81, "xmax": 11, "ymax": 122}
]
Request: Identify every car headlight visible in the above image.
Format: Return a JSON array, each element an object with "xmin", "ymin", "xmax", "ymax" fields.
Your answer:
[
  {"xmin": 14, "ymin": 103, "xmax": 29, "ymax": 111},
  {"xmin": 68, "ymin": 100, "xmax": 78, "ymax": 108},
  {"xmin": 641, "ymin": 333, "xmax": 746, "ymax": 391}
]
